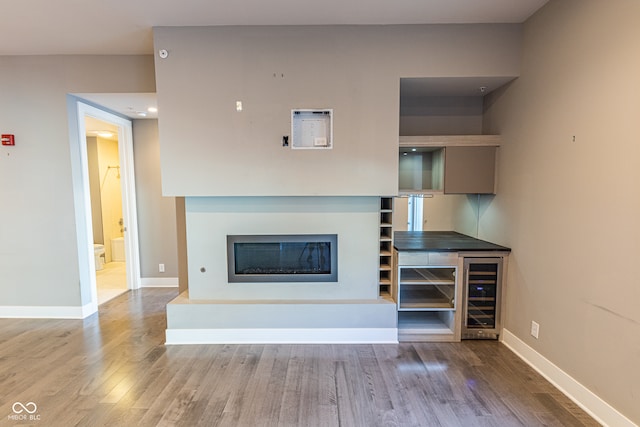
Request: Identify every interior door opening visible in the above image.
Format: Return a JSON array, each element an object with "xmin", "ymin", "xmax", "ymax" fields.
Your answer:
[
  {"xmin": 85, "ymin": 116, "xmax": 129, "ymax": 304},
  {"xmin": 70, "ymin": 100, "xmax": 141, "ymax": 316}
]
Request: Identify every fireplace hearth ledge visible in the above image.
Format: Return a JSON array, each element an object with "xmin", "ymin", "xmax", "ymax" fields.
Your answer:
[{"xmin": 165, "ymin": 292, "xmax": 398, "ymax": 344}]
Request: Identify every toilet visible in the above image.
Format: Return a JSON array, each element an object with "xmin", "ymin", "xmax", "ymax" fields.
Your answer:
[{"xmin": 94, "ymin": 244, "xmax": 106, "ymax": 271}]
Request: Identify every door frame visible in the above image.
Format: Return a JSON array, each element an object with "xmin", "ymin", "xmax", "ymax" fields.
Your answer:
[{"xmin": 69, "ymin": 99, "xmax": 141, "ymax": 316}]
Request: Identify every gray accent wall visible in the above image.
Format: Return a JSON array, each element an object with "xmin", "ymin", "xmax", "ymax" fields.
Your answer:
[
  {"xmin": 156, "ymin": 24, "xmax": 522, "ymax": 345},
  {"xmin": 482, "ymin": 1, "xmax": 640, "ymax": 423},
  {"xmin": 0, "ymin": 55, "xmax": 155, "ymax": 308},
  {"xmin": 133, "ymin": 119, "xmax": 179, "ymax": 279},
  {"xmin": 153, "ymin": 25, "xmax": 521, "ymax": 197}
]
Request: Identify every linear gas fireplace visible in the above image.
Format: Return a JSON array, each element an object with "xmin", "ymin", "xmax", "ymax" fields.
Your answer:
[{"xmin": 227, "ymin": 234, "xmax": 338, "ymax": 283}]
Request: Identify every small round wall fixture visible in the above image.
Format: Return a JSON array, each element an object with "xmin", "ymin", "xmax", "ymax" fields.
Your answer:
[{"xmin": 158, "ymin": 49, "xmax": 168, "ymax": 59}]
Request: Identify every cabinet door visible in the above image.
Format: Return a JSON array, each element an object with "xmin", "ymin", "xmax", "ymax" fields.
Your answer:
[{"xmin": 444, "ymin": 146, "xmax": 496, "ymax": 194}]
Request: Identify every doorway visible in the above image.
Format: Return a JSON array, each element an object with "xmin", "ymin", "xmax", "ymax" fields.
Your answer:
[
  {"xmin": 69, "ymin": 100, "xmax": 141, "ymax": 316},
  {"xmin": 85, "ymin": 117, "xmax": 128, "ymax": 304}
]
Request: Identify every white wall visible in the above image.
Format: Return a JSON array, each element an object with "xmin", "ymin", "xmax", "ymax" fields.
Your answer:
[
  {"xmin": 0, "ymin": 55, "xmax": 155, "ymax": 310},
  {"xmin": 153, "ymin": 25, "xmax": 521, "ymax": 197},
  {"xmin": 482, "ymin": 0, "xmax": 640, "ymax": 423}
]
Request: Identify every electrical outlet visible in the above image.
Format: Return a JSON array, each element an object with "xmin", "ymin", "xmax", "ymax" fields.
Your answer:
[
  {"xmin": 531, "ymin": 321, "xmax": 540, "ymax": 339},
  {"xmin": 159, "ymin": 263, "xmax": 165, "ymax": 273}
]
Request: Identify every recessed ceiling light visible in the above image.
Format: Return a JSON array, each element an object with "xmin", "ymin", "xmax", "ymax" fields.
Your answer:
[
  {"xmin": 137, "ymin": 111, "xmax": 147, "ymax": 117},
  {"xmin": 148, "ymin": 107, "xmax": 158, "ymax": 113},
  {"xmin": 97, "ymin": 131, "xmax": 113, "ymax": 138}
]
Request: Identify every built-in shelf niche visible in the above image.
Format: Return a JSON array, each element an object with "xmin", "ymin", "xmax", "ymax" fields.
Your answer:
[
  {"xmin": 399, "ymin": 135, "xmax": 500, "ymax": 195},
  {"xmin": 378, "ymin": 197, "xmax": 394, "ymax": 299},
  {"xmin": 399, "ymin": 147, "xmax": 444, "ymax": 193}
]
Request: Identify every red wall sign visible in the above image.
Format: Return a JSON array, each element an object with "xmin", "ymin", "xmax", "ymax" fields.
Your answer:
[{"xmin": 1, "ymin": 134, "xmax": 15, "ymax": 146}]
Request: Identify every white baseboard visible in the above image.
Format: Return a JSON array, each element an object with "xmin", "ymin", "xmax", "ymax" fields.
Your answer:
[
  {"xmin": 0, "ymin": 302, "xmax": 96, "ymax": 319},
  {"xmin": 141, "ymin": 277, "xmax": 178, "ymax": 288},
  {"xmin": 166, "ymin": 328, "xmax": 399, "ymax": 345},
  {"xmin": 81, "ymin": 301, "xmax": 98, "ymax": 318},
  {"xmin": 502, "ymin": 328, "xmax": 637, "ymax": 427}
]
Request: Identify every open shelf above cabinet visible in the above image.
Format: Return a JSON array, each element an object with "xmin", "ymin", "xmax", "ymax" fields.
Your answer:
[{"xmin": 399, "ymin": 135, "xmax": 500, "ymax": 195}]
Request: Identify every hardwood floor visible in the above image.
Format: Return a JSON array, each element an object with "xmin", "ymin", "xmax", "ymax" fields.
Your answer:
[{"xmin": 0, "ymin": 289, "xmax": 599, "ymax": 427}]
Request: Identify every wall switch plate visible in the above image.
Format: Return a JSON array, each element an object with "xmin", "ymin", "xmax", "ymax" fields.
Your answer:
[
  {"xmin": 531, "ymin": 321, "xmax": 540, "ymax": 339},
  {"xmin": 159, "ymin": 263, "xmax": 165, "ymax": 273}
]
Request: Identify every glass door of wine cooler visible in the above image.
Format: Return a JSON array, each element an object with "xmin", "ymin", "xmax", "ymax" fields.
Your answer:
[{"xmin": 462, "ymin": 257, "xmax": 503, "ymax": 339}]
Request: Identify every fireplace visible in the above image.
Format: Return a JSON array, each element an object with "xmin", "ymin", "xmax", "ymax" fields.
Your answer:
[{"xmin": 227, "ymin": 234, "xmax": 338, "ymax": 283}]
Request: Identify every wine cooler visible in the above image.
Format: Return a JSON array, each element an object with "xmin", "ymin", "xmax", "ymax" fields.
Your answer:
[{"xmin": 462, "ymin": 257, "xmax": 503, "ymax": 339}]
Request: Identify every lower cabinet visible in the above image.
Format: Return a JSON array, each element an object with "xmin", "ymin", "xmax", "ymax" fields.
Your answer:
[
  {"xmin": 394, "ymin": 249, "xmax": 509, "ymax": 342},
  {"xmin": 394, "ymin": 250, "xmax": 463, "ymax": 342}
]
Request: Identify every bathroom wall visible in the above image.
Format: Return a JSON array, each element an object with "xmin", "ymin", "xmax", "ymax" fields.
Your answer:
[
  {"xmin": 96, "ymin": 137, "xmax": 123, "ymax": 262},
  {"xmin": 86, "ymin": 136, "xmax": 104, "ymax": 244}
]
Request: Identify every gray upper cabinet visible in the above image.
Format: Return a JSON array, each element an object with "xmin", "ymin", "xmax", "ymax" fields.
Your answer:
[
  {"xmin": 399, "ymin": 135, "xmax": 500, "ymax": 195},
  {"xmin": 443, "ymin": 146, "xmax": 496, "ymax": 194}
]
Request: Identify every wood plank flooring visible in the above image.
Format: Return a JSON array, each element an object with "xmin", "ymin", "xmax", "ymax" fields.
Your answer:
[{"xmin": 0, "ymin": 289, "xmax": 600, "ymax": 426}]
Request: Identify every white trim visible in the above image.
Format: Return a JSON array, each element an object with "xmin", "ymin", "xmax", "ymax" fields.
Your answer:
[
  {"xmin": 141, "ymin": 277, "xmax": 179, "ymax": 288},
  {"xmin": 114, "ymin": 113, "xmax": 142, "ymax": 292},
  {"xmin": 81, "ymin": 301, "xmax": 98, "ymax": 318},
  {"xmin": 0, "ymin": 303, "xmax": 96, "ymax": 319},
  {"xmin": 71, "ymin": 100, "xmax": 142, "ymax": 312},
  {"xmin": 502, "ymin": 329, "xmax": 637, "ymax": 427},
  {"xmin": 165, "ymin": 328, "xmax": 399, "ymax": 345}
]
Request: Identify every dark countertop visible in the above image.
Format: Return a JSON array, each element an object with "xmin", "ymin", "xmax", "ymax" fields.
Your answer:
[{"xmin": 393, "ymin": 231, "xmax": 511, "ymax": 252}]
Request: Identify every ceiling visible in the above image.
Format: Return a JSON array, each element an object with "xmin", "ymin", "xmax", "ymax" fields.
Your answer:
[
  {"xmin": 0, "ymin": 0, "xmax": 548, "ymax": 56},
  {"xmin": 85, "ymin": 116, "xmax": 119, "ymax": 141},
  {"xmin": 77, "ymin": 93, "xmax": 158, "ymax": 120},
  {"xmin": 5, "ymin": 0, "xmax": 548, "ymax": 123}
]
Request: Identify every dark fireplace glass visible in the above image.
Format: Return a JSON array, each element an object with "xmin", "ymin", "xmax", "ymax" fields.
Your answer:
[{"xmin": 227, "ymin": 234, "xmax": 337, "ymax": 282}]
